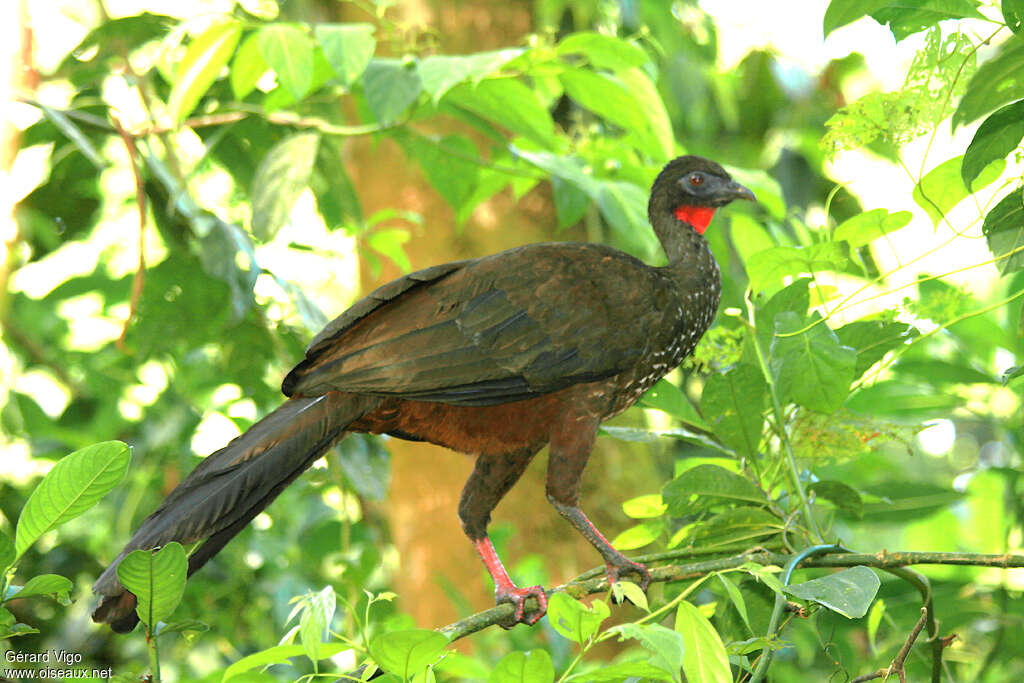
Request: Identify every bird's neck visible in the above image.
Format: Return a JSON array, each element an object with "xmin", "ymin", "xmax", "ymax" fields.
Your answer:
[{"xmin": 650, "ymin": 203, "xmax": 717, "ymax": 270}]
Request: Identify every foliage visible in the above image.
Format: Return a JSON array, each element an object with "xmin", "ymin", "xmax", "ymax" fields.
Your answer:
[{"xmin": 3, "ymin": 0, "xmax": 1024, "ymax": 681}]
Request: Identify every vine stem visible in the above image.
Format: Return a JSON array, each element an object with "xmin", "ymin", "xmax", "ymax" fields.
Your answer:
[{"xmin": 743, "ymin": 288, "xmax": 823, "ymax": 543}]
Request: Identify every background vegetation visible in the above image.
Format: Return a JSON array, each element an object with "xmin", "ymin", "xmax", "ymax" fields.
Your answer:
[{"xmin": 2, "ymin": 0, "xmax": 1023, "ymax": 680}]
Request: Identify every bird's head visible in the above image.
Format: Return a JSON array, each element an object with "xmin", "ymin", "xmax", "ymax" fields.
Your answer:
[{"xmin": 648, "ymin": 155, "xmax": 756, "ymax": 235}]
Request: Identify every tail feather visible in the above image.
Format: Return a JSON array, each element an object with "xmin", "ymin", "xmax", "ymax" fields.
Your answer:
[{"xmin": 92, "ymin": 393, "xmax": 377, "ymax": 632}]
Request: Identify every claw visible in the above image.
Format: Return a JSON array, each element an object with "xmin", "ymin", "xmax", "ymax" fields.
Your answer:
[
  {"xmin": 605, "ymin": 557, "xmax": 652, "ymax": 600},
  {"xmin": 495, "ymin": 584, "xmax": 548, "ymax": 627}
]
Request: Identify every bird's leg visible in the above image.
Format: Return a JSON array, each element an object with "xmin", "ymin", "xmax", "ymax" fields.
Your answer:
[
  {"xmin": 546, "ymin": 420, "xmax": 652, "ymax": 592},
  {"xmin": 458, "ymin": 449, "xmax": 546, "ymax": 626}
]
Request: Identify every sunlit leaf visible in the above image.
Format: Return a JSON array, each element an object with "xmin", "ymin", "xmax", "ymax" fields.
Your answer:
[
  {"xmin": 251, "ymin": 132, "xmax": 320, "ymax": 240},
  {"xmin": 548, "ymin": 593, "xmax": 609, "ymax": 643},
  {"xmin": 663, "ymin": 465, "xmax": 766, "ymax": 516},
  {"xmin": 116, "ymin": 542, "xmax": 187, "ymax": 628},
  {"xmin": 364, "ymin": 58, "xmax": 422, "ymax": 124},
  {"xmin": 771, "ymin": 312, "xmax": 856, "ymax": 413},
  {"xmin": 785, "ymin": 566, "xmax": 880, "ymax": 618},
  {"xmin": 557, "ymin": 32, "xmax": 648, "ymax": 70},
  {"xmin": 610, "ymin": 622, "xmax": 685, "ymax": 680},
  {"xmin": 834, "ymin": 208, "xmax": 912, "ymax": 244},
  {"xmin": 639, "ymin": 378, "xmax": 709, "ymax": 430},
  {"xmin": 982, "ymin": 188, "xmax": 1024, "ymax": 275},
  {"xmin": 315, "ymin": 23, "xmax": 376, "ymax": 86},
  {"xmin": 489, "ymin": 649, "xmax": 554, "ymax": 683},
  {"xmin": 368, "ymin": 629, "xmax": 448, "ymax": 679},
  {"xmin": 962, "ymin": 100, "xmax": 1024, "ymax": 187},
  {"xmin": 258, "ymin": 23, "xmax": 314, "ymax": 100},
  {"xmin": 954, "ymin": 37, "xmax": 1024, "ymax": 127},
  {"xmin": 675, "ymin": 601, "xmax": 731, "ymax": 683},
  {"xmin": 168, "ymin": 19, "xmax": 242, "ymax": 122}
]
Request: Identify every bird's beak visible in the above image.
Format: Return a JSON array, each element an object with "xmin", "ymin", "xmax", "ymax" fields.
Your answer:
[{"xmin": 728, "ymin": 181, "xmax": 757, "ymax": 203}]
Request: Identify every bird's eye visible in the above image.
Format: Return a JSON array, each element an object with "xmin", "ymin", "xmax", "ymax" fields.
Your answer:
[{"xmin": 688, "ymin": 173, "xmax": 704, "ymax": 186}]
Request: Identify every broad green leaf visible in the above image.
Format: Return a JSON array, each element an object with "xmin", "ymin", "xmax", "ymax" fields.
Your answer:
[
  {"xmin": 755, "ymin": 278, "xmax": 811, "ymax": 354},
  {"xmin": 746, "ymin": 243, "xmax": 848, "ymax": 291},
  {"xmin": 620, "ymin": 67, "xmax": 673, "ymax": 161},
  {"xmin": 663, "ymin": 465, "xmax": 766, "ymax": 516},
  {"xmin": 823, "ymin": 0, "xmax": 892, "ymax": 36},
  {"xmin": 548, "ymin": 593, "xmax": 609, "ymax": 644},
  {"xmin": 610, "ymin": 581, "xmax": 649, "ymax": 612},
  {"xmin": 834, "ymin": 208, "xmax": 912, "ymax": 244},
  {"xmin": 771, "ymin": 312, "xmax": 856, "ymax": 413},
  {"xmin": 740, "ymin": 562, "xmax": 786, "ymax": 596},
  {"xmin": 639, "ymin": 378, "xmax": 709, "ymax": 430},
  {"xmin": 871, "ymin": 0, "xmax": 985, "ymax": 41},
  {"xmin": 622, "ymin": 494, "xmax": 668, "ymax": 519},
  {"xmin": 847, "ymin": 380, "xmax": 966, "ymax": 419},
  {"xmin": 569, "ymin": 660, "xmax": 674, "ymax": 681},
  {"xmin": 0, "ymin": 533, "xmax": 13, "ymax": 572},
  {"xmin": 982, "ymin": 188, "xmax": 1024, "ymax": 274},
  {"xmin": 312, "ymin": 136, "xmax": 364, "ymax": 230},
  {"xmin": 369, "ymin": 629, "xmax": 448, "ymax": 678},
  {"xmin": 1003, "ymin": 365, "xmax": 1024, "ymax": 385},
  {"xmin": 299, "ymin": 586, "xmax": 336, "ymax": 664},
  {"xmin": 954, "ymin": 38, "xmax": 1024, "ymax": 127},
  {"xmin": 5, "ymin": 574, "xmax": 73, "ymax": 605},
  {"xmin": 560, "ymin": 69, "xmax": 661, "ymax": 158},
  {"xmin": 223, "ymin": 643, "xmax": 350, "ymax": 681},
  {"xmin": 258, "ymin": 23, "xmax": 314, "ymax": 100},
  {"xmin": 36, "ymin": 103, "xmax": 106, "ymax": 169},
  {"xmin": 367, "ymin": 228, "xmax": 412, "ymax": 272},
  {"xmin": 552, "ymin": 176, "xmax": 590, "ymax": 229},
  {"xmin": 809, "ymin": 480, "xmax": 864, "ymax": 518},
  {"xmin": 116, "ymin": 542, "xmax": 187, "ymax": 628},
  {"xmin": 557, "ymin": 32, "xmax": 648, "ymax": 70},
  {"xmin": 675, "ymin": 601, "xmax": 731, "ymax": 683},
  {"xmin": 364, "ymin": 58, "xmax": 422, "ymax": 124},
  {"xmin": 701, "ymin": 364, "xmax": 767, "ymax": 458},
  {"xmin": 597, "ymin": 180, "xmax": 659, "ymax": 258},
  {"xmin": 612, "ymin": 520, "xmax": 664, "ymax": 550},
  {"xmin": 167, "ymin": 19, "xmax": 242, "ymax": 122},
  {"xmin": 445, "ymin": 79, "xmax": 556, "ymax": 147},
  {"xmin": 404, "ymin": 134, "xmax": 480, "ymax": 214},
  {"xmin": 861, "ymin": 480, "xmax": 964, "ymax": 522},
  {"xmin": 835, "ymin": 319, "xmax": 918, "ymax": 378},
  {"xmin": 895, "ymin": 358, "xmax": 996, "ymax": 384},
  {"xmin": 914, "ymin": 156, "xmax": 1003, "ymax": 225},
  {"xmin": 785, "ymin": 566, "xmax": 880, "ymax": 618},
  {"xmin": 1005, "ymin": 0, "xmax": 1024, "ymax": 33},
  {"xmin": 610, "ymin": 623, "xmax": 685, "ymax": 681},
  {"xmin": 867, "ymin": 598, "xmax": 886, "ymax": 650},
  {"xmin": 717, "ymin": 574, "xmax": 752, "ymax": 633},
  {"xmin": 15, "ymin": 441, "xmax": 130, "ymax": 560},
  {"xmin": 683, "ymin": 507, "xmax": 782, "ymax": 549},
  {"xmin": 251, "ymin": 132, "xmax": 320, "ymax": 240},
  {"xmin": 231, "ymin": 33, "xmax": 268, "ymax": 100},
  {"xmin": 489, "ymin": 649, "xmax": 554, "ymax": 683},
  {"xmin": 315, "ymin": 23, "xmax": 376, "ymax": 86},
  {"xmin": 962, "ymin": 100, "xmax": 1024, "ymax": 186},
  {"xmin": 419, "ymin": 49, "xmax": 523, "ymax": 103}
]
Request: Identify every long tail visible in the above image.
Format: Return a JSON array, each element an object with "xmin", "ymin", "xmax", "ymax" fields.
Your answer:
[{"xmin": 92, "ymin": 393, "xmax": 378, "ymax": 632}]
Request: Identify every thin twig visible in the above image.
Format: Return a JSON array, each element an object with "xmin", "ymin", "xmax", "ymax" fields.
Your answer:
[{"xmin": 851, "ymin": 606, "xmax": 930, "ymax": 683}]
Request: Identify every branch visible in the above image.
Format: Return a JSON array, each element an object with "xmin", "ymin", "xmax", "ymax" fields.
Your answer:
[
  {"xmin": 851, "ymin": 606, "xmax": 930, "ymax": 683},
  {"xmin": 437, "ymin": 549, "xmax": 1024, "ymax": 642}
]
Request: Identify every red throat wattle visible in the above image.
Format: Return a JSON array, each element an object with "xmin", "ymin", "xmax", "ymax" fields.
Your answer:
[{"xmin": 674, "ymin": 206, "xmax": 716, "ymax": 234}]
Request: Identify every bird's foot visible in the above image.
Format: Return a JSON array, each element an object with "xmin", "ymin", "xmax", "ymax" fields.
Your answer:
[
  {"xmin": 605, "ymin": 556, "xmax": 652, "ymax": 598},
  {"xmin": 495, "ymin": 584, "xmax": 548, "ymax": 628}
]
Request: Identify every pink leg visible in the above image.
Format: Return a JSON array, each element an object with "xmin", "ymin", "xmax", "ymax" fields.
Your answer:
[{"xmin": 473, "ymin": 537, "xmax": 548, "ymax": 625}]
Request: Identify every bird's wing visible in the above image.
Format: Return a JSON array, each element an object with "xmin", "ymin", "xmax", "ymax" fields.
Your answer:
[{"xmin": 282, "ymin": 243, "xmax": 672, "ymax": 405}]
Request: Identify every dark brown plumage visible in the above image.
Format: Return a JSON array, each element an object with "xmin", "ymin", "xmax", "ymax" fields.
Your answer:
[{"xmin": 92, "ymin": 155, "xmax": 754, "ymax": 630}]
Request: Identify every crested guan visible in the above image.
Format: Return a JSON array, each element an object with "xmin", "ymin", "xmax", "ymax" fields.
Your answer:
[{"xmin": 92, "ymin": 155, "xmax": 754, "ymax": 631}]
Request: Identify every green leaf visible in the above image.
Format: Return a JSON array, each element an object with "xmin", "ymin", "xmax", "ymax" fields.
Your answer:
[
  {"xmin": 610, "ymin": 581, "xmax": 649, "ymax": 611},
  {"xmin": 5, "ymin": 574, "xmax": 73, "ymax": 604},
  {"xmin": 871, "ymin": 0, "xmax": 985, "ymax": 41},
  {"xmin": 746, "ymin": 243, "xmax": 849, "ymax": 291},
  {"xmin": 622, "ymin": 494, "xmax": 668, "ymax": 519},
  {"xmin": 619, "ymin": 67, "xmax": 673, "ymax": 161},
  {"xmin": 823, "ymin": 0, "xmax": 893, "ymax": 36},
  {"xmin": 834, "ymin": 208, "xmax": 912, "ymax": 244},
  {"xmin": 231, "ymin": 33, "xmax": 268, "ymax": 100},
  {"xmin": 0, "ymin": 533, "xmax": 13, "ymax": 573},
  {"xmin": 675, "ymin": 601, "xmax": 731, "ymax": 683},
  {"xmin": 15, "ymin": 441, "xmax": 130, "ymax": 560},
  {"xmin": 560, "ymin": 69, "xmax": 662, "ymax": 158},
  {"xmin": 223, "ymin": 643, "xmax": 350, "ymax": 681},
  {"xmin": 982, "ymin": 188, "xmax": 1024, "ymax": 274},
  {"xmin": 612, "ymin": 520, "xmax": 664, "ymax": 550},
  {"xmin": 419, "ymin": 49, "xmax": 523, "ymax": 104},
  {"xmin": 962, "ymin": 100, "xmax": 1024, "ymax": 186},
  {"xmin": 116, "ymin": 542, "xmax": 187, "ymax": 628},
  {"xmin": 610, "ymin": 623, "xmax": 685, "ymax": 680},
  {"xmin": 368, "ymin": 629, "xmax": 448, "ymax": 678},
  {"xmin": 755, "ymin": 279, "xmax": 811, "ymax": 353},
  {"xmin": 895, "ymin": 358, "xmax": 996, "ymax": 384},
  {"xmin": 662, "ymin": 464, "xmax": 766, "ymax": 516},
  {"xmin": 571, "ymin": 660, "xmax": 675, "ymax": 681},
  {"xmin": 954, "ymin": 37, "xmax": 1024, "ymax": 127},
  {"xmin": 847, "ymin": 380, "xmax": 966, "ymax": 419},
  {"xmin": 717, "ymin": 574, "xmax": 752, "ymax": 633},
  {"xmin": 548, "ymin": 593, "xmax": 609, "ymax": 644},
  {"xmin": 167, "ymin": 19, "xmax": 242, "ymax": 122},
  {"xmin": 771, "ymin": 312, "xmax": 856, "ymax": 413},
  {"xmin": 489, "ymin": 649, "xmax": 554, "ymax": 683},
  {"xmin": 809, "ymin": 480, "xmax": 864, "ymax": 518},
  {"xmin": 785, "ymin": 566, "xmax": 880, "ymax": 618},
  {"xmin": 367, "ymin": 228, "xmax": 412, "ymax": 272},
  {"xmin": 315, "ymin": 23, "xmax": 376, "ymax": 87},
  {"xmin": 337, "ymin": 434, "xmax": 391, "ymax": 500},
  {"xmin": 639, "ymin": 378, "xmax": 709, "ymax": 430},
  {"xmin": 299, "ymin": 586, "xmax": 336, "ymax": 664},
  {"xmin": 312, "ymin": 136, "xmax": 363, "ymax": 230},
  {"xmin": 835, "ymin": 319, "xmax": 918, "ymax": 378},
  {"xmin": 258, "ymin": 23, "xmax": 315, "ymax": 100},
  {"xmin": 445, "ymin": 79, "xmax": 555, "ymax": 147},
  {"xmin": 867, "ymin": 598, "xmax": 886, "ymax": 650},
  {"xmin": 1005, "ymin": 0, "xmax": 1024, "ymax": 33},
  {"xmin": 557, "ymin": 32, "xmax": 648, "ymax": 70},
  {"xmin": 404, "ymin": 134, "xmax": 480, "ymax": 214},
  {"xmin": 597, "ymin": 180, "xmax": 659, "ymax": 258},
  {"xmin": 683, "ymin": 507, "xmax": 782, "ymax": 549},
  {"xmin": 913, "ymin": 156, "xmax": 1003, "ymax": 226},
  {"xmin": 251, "ymin": 132, "xmax": 320, "ymax": 240},
  {"xmin": 364, "ymin": 58, "xmax": 422, "ymax": 124},
  {"xmin": 552, "ymin": 176, "xmax": 590, "ymax": 229},
  {"xmin": 701, "ymin": 364, "xmax": 767, "ymax": 458}
]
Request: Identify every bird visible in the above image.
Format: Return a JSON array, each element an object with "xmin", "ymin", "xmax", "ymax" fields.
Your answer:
[{"xmin": 92, "ymin": 155, "xmax": 755, "ymax": 631}]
